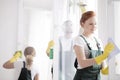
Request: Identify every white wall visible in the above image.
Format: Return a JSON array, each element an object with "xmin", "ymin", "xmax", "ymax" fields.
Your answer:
[
  {"xmin": 0, "ymin": 0, "xmax": 29, "ymax": 80},
  {"xmin": 0, "ymin": 0, "xmax": 53, "ymax": 80},
  {"xmin": 0, "ymin": 0, "xmax": 18, "ymax": 80}
]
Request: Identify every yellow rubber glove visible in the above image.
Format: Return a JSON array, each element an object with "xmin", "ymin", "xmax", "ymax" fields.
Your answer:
[
  {"xmin": 10, "ymin": 50, "xmax": 22, "ymax": 63},
  {"xmin": 46, "ymin": 40, "xmax": 54, "ymax": 56},
  {"xmin": 95, "ymin": 42, "xmax": 114, "ymax": 64},
  {"xmin": 79, "ymin": 2, "xmax": 86, "ymax": 13},
  {"xmin": 101, "ymin": 66, "xmax": 109, "ymax": 75}
]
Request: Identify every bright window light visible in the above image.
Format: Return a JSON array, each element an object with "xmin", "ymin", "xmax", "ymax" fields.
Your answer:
[{"xmin": 26, "ymin": 8, "xmax": 53, "ymax": 80}]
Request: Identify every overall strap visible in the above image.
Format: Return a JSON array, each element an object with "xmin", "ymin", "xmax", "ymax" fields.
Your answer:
[
  {"xmin": 80, "ymin": 35, "xmax": 92, "ymax": 50},
  {"xmin": 80, "ymin": 35, "xmax": 101, "ymax": 50},
  {"xmin": 93, "ymin": 37, "xmax": 101, "ymax": 50},
  {"xmin": 23, "ymin": 61, "xmax": 25, "ymax": 68}
]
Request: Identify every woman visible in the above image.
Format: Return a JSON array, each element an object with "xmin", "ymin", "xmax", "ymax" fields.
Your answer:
[
  {"xmin": 3, "ymin": 46, "xmax": 39, "ymax": 80},
  {"xmin": 73, "ymin": 11, "xmax": 114, "ymax": 80},
  {"xmin": 59, "ymin": 20, "xmax": 75, "ymax": 80}
]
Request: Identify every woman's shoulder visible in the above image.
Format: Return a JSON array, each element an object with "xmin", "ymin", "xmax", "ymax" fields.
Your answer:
[
  {"xmin": 74, "ymin": 35, "xmax": 82, "ymax": 40},
  {"xmin": 14, "ymin": 61, "xmax": 24, "ymax": 68},
  {"xmin": 74, "ymin": 35, "xmax": 85, "ymax": 42},
  {"xmin": 31, "ymin": 62, "xmax": 40, "ymax": 73},
  {"xmin": 73, "ymin": 35, "xmax": 86, "ymax": 47}
]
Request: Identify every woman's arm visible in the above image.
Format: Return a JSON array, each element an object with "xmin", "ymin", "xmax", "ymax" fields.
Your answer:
[
  {"xmin": 3, "ymin": 51, "xmax": 22, "ymax": 69},
  {"xmin": 34, "ymin": 73, "xmax": 39, "ymax": 80},
  {"xmin": 74, "ymin": 45, "xmax": 96, "ymax": 68},
  {"xmin": 3, "ymin": 60, "xmax": 14, "ymax": 69},
  {"xmin": 74, "ymin": 42, "xmax": 114, "ymax": 68}
]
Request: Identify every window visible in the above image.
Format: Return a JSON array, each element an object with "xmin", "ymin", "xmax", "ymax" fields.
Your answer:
[{"xmin": 114, "ymin": 1, "xmax": 120, "ymax": 75}]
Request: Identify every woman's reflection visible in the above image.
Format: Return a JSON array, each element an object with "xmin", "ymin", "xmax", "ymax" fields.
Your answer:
[{"xmin": 59, "ymin": 20, "xmax": 75, "ymax": 80}]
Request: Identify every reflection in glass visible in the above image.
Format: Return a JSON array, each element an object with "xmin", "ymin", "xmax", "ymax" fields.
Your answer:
[{"xmin": 58, "ymin": 20, "xmax": 76, "ymax": 80}]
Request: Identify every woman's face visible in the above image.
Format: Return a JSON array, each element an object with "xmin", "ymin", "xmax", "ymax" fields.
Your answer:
[
  {"xmin": 25, "ymin": 51, "xmax": 36, "ymax": 65},
  {"xmin": 82, "ymin": 16, "xmax": 97, "ymax": 35}
]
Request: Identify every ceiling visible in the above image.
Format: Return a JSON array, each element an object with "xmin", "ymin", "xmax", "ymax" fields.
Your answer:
[{"xmin": 24, "ymin": 0, "xmax": 53, "ymax": 10}]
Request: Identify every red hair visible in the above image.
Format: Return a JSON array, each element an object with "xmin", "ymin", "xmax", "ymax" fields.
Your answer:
[{"xmin": 80, "ymin": 11, "xmax": 96, "ymax": 26}]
